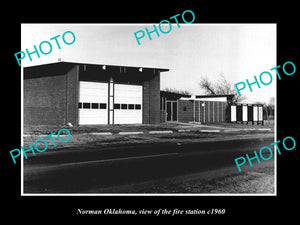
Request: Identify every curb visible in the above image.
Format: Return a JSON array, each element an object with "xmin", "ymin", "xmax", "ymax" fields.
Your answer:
[
  {"xmin": 119, "ymin": 131, "xmax": 144, "ymax": 135},
  {"xmin": 223, "ymin": 128, "xmax": 272, "ymax": 132},
  {"xmin": 177, "ymin": 129, "xmax": 191, "ymax": 132},
  {"xmin": 89, "ymin": 132, "xmax": 113, "ymax": 136},
  {"xmin": 223, "ymin": 129, "xmax": 240, "ymax": 132},
  {"xmin": 149, "ymin": 130, "xmax": 173, "ymax": 134},
  {"xmin": 23, "ymin": 134, "xmax": 72, "ymax": 137},
  {"xmin": 199, "ymin": 129, "xmax": 221, "ymax": 133},
  {"xmin": 257, "ymin": 128, "xmax": 272, "ymax": 131},
  {"xmin": 23, "ymin": 128, "xmax": 272, "ymax": 137}
]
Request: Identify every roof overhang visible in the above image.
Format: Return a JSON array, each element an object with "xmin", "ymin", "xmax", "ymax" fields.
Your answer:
[
  {"xmin": 160, "ymin": 91, "xmax": 192, "ymax": 100},
  {"xmin": 24, "ymin": 61, "xmax": 169, "ymax": 79}
]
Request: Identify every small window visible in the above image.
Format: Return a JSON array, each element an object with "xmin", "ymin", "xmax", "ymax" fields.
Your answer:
[
  {"xmin": 78, "ymin": 102, "xmax": 82, "ymax": 108},
  {"xmin": 128, "ymin": 104, "xmax": 134, "ymax": 110},
  {"xmin": 121, "ymin": 104, "xmax": 128, "ymax": 109},
  {"xmin": 114, "ymin": 104, "xmax": 120, "ymax": 109},
  {"xmin": 100, "ymin": 103, "xmax": 107, "ymax": 109},
  {"xmin": 92, "ymin": 103, "xmax": 99, "ymax": 109},
  {"xmin": 83, "ymin": 103, "xmax": 90, "ymax": 109},
  {"xmin": 183, "ymin": 106, "xmax": 187, "ymax": 111},
  {"xmin": 135, "ymin": 104, "xmax": 141, "ymax": 110}
]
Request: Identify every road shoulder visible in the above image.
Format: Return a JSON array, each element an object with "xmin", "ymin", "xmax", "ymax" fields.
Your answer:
[{"xmin": 88, "ymin": 159, "xmax": 275, "ymax": 194}]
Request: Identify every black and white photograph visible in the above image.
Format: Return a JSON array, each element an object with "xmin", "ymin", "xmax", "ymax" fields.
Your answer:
[
  {"xmin": 4, "ymin": 5, "xmax": 298, "ymax": 221},
  {"xmin": 21, "ymin": 23, "xmax": 276, "ymax": 195}
]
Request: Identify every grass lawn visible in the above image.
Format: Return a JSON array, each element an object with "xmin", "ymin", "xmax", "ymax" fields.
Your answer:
[
  {"xmin": 23, "ymin": 121, "xmax": 274, "ymax": 151},
  {"xmin": 24, "ymin": 120, "xmax": 274, "ymax": 135},
  {"xmin": 203, "ymin": 120, "xmax": 274, "ymax": 130},
  {"xmin": 24, "ymin": 123, "xmax": 193, "ymax": 135}
]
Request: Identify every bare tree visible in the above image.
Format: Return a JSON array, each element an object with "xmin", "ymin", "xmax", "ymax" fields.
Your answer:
[
  {"xmin": 265, "ymin": 97, "xmax": 275, "ymax": 120},
  {"xmin": 198, "ymin": 78, "xmax": 216, "ymax": 95},
  {"xmin": 199, "ymin": 73, "xmax": 246, "ymax": 104}
]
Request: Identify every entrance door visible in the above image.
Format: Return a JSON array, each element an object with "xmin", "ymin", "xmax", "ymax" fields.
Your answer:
[{"xmin": 166, "ymin": 101, "xmax": 177, "ymax": 122}]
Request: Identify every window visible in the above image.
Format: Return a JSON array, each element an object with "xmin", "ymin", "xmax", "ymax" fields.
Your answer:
[
  {"xmin": 128, "ymin": 104, "xmax": 134, "ymax": 110},
  {"xmin": 100, "ymin": 103, "xmax": 107, "ymax": 109},
  {"xmin": 160, "ymin": 97, "xmax": 162, "ymax": 110},
  {"xmin": 135, "ymin": 104, "xmax": 141, "ymax": 110},
  {"xmin": 114, "ymin": 104, "xmax": 120, "ymax": 109},
  {"xmin": 121, "ymin": 104, "xmax": 128, "ymax": 109},
  {"xmin": 183, "ymin": 107, "xmax": 187, "ymax": 111},
  {"xmin": 92, "ymin": 103, "xmax": 99, "ymax": 109},
  {"xmin": 79, "ymin": 102, "xmax": 106, "ymax": 109},
  {"xmin": 83, "ymin": 103, "xmax": 90, "ymax": 109},
  {"xmin": 160, "ymin": 97, "xmax": 166, "ymax": 110}
]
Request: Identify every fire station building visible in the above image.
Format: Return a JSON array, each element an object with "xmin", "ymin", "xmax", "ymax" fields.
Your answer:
[{"xmin": 24, "ymin": 61, "xmax": 169, "ymax": 126}]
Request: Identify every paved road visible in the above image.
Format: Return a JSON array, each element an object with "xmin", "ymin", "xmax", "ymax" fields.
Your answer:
[{"xmin": 23, "ymin": 133, "xmax": 274, "ymax": 193}]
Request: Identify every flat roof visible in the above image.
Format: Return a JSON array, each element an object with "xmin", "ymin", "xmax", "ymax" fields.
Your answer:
[
  {"xmin": 195, "ymin": 94, "xmax": 234, "ymax": 99},
  {"xmin": 24, "ymin": 61, "xmax": 169, "ymax": 72},
  {"xmin": 24, "ymin": 61, "xmax": 169, "ymax": 79},
  {"xmin": 160, "ymin": 91, "xmax": 192, "ymax": 99}
]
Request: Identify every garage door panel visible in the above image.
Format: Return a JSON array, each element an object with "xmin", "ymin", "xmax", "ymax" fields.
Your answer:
[
  {"xmin": 79, "ymin": 109, "xmax": 107, "ymax": 125},
  {"xmin": 114, "ymin": 110, "xmax": 142, "ymax": 124},
  {"xmin": 114, "ymin": 84, "xmax": 142, "ymax": 104},
  {"xmin": 79, "ymin": 81, "xmax": 108, "ymax": 125},
  {"xmin": 114, "ymin": 84, "xmax": 143, "ymax": 124},
  {"xmin": 79, "ymin": 81, "xmax": 108, "ymax": 103}
]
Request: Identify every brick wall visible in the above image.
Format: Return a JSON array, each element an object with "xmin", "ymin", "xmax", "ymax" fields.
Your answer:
[
  {"xmin": 24, "ymin": 75, "xmax": 67, "ymax": 125},
  {"xmin": 178, "ymin": 100, "xmax": 194, "ymax": 123},
  {"xmin": 66, "ymin": 65, "xmax": 79, "ymax": 125},
  {"xmin": 143, "ymin": 72, "xmax": 160, "ymax": 124},
  {"xmin": 143, "ymin": 80, "xmax": 150, "ymax": 124}
]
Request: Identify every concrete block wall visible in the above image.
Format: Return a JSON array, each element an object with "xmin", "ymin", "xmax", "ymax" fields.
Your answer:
[
  {"xmin": 24, "ymin": 64, "xmax": 80, "ymax": 126},
  {"xmin": 178, "ymin": 100, "xmax": 194, "ymax": 123},
  {"xmin": 143, "ymin": 72, "xmax": 161, "ymax": 124},
  {"xmin": 66, "ymin": 65, "xmax": 79, "ymax": 126},
  {"xmin": 24, "ymin": 75, "xmax": 67, "ymax": 125}
]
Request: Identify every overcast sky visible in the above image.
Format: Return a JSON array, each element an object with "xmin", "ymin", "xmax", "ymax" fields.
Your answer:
[{"xmin": 21, "ymin": 23, "xmax": 276, "ymax": 104}]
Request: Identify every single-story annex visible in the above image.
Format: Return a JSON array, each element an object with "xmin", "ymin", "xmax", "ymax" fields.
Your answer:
[{"xmin": 160, "ymin": 92, "xmax": 234, "ymax": 123}]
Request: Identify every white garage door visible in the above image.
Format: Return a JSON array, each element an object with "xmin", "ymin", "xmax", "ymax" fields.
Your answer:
[
  {"xmin": 114, "ymin": 84, "xmax": 143, "ymax": 124},
  {"xmin": 78, "ymin": 81, "xmax": 108, "ymax": 125}
]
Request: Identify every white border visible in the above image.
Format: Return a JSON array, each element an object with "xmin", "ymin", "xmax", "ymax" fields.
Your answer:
[{"xmin": 21, "ymin": 23, "xmax": 277, "ymax": 196}]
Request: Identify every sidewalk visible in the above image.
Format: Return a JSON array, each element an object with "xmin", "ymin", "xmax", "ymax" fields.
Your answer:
[
  {"xmin": 23, "ymin": 123, "xmax": 274, "ymax": 151},
  {"xmin": 24, "ymin": 122, "xmax": 273, "ymax": 136}
]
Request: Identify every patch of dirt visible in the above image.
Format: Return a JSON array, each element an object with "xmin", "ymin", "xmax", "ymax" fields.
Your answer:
[{"xmin": 206, "ymin": 171, "xmax": 274, "ymax": 193}]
